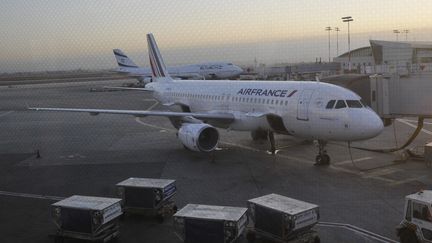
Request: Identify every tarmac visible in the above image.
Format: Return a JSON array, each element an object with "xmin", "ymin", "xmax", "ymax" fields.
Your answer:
[{"xmin": 1, "ymin": 78, "xmax": 432, "ymax": 242}]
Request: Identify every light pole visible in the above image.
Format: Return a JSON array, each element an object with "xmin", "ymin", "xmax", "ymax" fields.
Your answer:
[
  {"xmin": 335, "ymin": 27, "xmax": 340, "ymax": 56},
  {"xmin": 393, "ymin": 30, "xmax": 400, "ymax": 41},
  {"xmin": 325, "ymin": 27, "xmax": 332, "ymax": 62},
  {"xmin": 342, "ymin": 16, "xmax": 353, "ymax": 71},
  {"xmin": 403, "ymin": 29, "xmax": 409, "ymax": 41}
]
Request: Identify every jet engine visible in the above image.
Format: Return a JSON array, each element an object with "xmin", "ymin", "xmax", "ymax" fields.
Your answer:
[
  {"xmin": 137, "ymin": 77, "xmax": 152, "ymax": 83},
  {"xmin": 177, "ymin": 123, "xmax": 219, "ymax": 152}
]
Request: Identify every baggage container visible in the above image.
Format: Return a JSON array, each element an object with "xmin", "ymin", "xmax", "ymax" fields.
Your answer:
[
  {"xmin": 116, "ymin": 177, "xmax": 177, "ymax": 219},
  {"xmin": 174, "ymin": 204, "xmax": 248, "ymax": 243},
  {"xmin": 51, "ymin": 195, "xmax": 122, "ymax": 242},
  {"xmin": 247, "ymin": 194, "xmax": 320, "ymax": 243}
]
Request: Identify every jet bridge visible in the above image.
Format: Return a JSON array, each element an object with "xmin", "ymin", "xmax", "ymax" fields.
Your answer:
[
  {"xmin": 370, "ymin": 73, "xmax": 432, "ymax": 119},
  {"xmin": 322, "ymin": 72, "xmax": 432, "ymax": 156}
]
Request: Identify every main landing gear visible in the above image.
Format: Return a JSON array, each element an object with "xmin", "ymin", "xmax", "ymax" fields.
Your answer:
[
  {"xmin": 250, "ymin": 130, "xmax": 276, "ymax": 155},
  {"xmin": 315, "ymin": 140, "xmax": 330, "ymax": 166}
]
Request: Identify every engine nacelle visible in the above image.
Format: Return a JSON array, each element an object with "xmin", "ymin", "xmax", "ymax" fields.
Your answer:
[
  {"xmin": 137, "ymin": 77, "xmax": 152, "ymax": 83},
  {"xmin": 178, "ymin": 123, "xmax": 219, "ymax": 152}
]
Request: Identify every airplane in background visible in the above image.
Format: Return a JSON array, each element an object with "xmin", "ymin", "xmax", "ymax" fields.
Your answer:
[
  {"xmin": 31, "ymin": 34, "xmax": 384, "ymax": 165},
  {"xmin": 113, "ymin": 49, "xmax": 243, "ymax": 83}
]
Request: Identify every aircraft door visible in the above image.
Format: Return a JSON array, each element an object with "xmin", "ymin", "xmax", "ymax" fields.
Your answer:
[{"xmin": 297, "ymin": 90, "xmax": 314, "ymax": 121}]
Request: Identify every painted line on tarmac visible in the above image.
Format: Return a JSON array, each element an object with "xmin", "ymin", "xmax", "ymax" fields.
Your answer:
[
  {"xmin": 397, "ymin": 119, "xmax": 432, "ymax": 135},
  {"xmin": 318, "ymin": 221, "xmax": 398, "ymax": 243},
  {"xmin": 389, "ymin": 175, "xmax": 428, "ymax": 186},
  {"xmin": 0, "ymin": 190, "xmax": 65, "ymax": 201},
  {"xmin": 400, "ymin": 118, "xmax": 432, "ymax": 125},
  {"xmin": 0, "ymin": 111, "xmax": 14, "ymax": 117},
  {"xmin": 142, "ymin": 98, "xmax": 157, "ymax": 102},
  {"xmin": 135, "ymin": 117, "xmax": 174, "ymax": 132},
  {"xmin": 147, "ymin": 101, "xmax": 159, "ymax": 111},
  {"xmin": 334, "ymin": 156, "xmax": 373, "ymax": 165}
]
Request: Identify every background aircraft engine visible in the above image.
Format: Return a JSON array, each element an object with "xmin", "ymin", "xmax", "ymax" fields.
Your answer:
[
  {"xmin": 137, "ymin": 77, "xmax": 152, "ymax": 83},
  {"xmin": 178, "ymin": 123, "xmax": 219, "ymax": 152}
]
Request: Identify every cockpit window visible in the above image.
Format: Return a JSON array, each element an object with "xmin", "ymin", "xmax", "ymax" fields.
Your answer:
[
  {"xmin": 335, "ymin": 100, "xmax": 347, "ymax": 109},
  {"xmin": 326, "ymin": 100, "xmax": 336, "ymax": 109},
  {"xmin": 346, "ymin": 100, "xmax": 363, "ymax": 108}
]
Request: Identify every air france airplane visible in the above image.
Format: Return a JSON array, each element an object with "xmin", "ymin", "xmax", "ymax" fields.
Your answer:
[
  {"xmin": 31, "ymin": 34, "xmax": 384, "ymax": 165},
  {"xmin": 113, "ymin": 49, "xmax": 243, "ymax": 83}
]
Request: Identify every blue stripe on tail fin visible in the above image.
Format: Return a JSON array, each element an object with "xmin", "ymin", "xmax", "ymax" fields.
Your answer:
[
  {"xmin": 146, "ymin": 33, "xmax": 171, "ymax": 81},
  {"xmin": 113, "ymin": 49, "xmax": 139, "ymax": 68}
]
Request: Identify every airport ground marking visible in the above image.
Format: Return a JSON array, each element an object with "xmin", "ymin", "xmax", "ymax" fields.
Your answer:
[
  {"xmin": 400, "ymin": 118, "xmax": 432, "ymax": 125},
  {"xmin": 0, "ymin": 190, "xmax": 65, "ymax": 201},
  {"xmin": 317, "ymin": 221, "xmax": 398, "ymax": 243},
  {"xmin": 0, "ymin": 111, "xmax": 14, "ymax": 117},
  {"xmin": 334, "ymin": 156, "xmax": 373, "ymax": 165},
  {"xmin": 389, "ymin": 175, "xmax": 428, "ymax": 186},
  {"xmin": 397, "ymin": 118, "xmax": 432, "ymax": 135}
]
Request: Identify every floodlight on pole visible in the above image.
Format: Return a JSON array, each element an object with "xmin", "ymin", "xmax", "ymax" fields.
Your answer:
[
  {"xmin": 342, "ymin": 16, "xmax": 353, "ymax": 71},
  {"xmin": 335, "ymin": 27, "xmax": 340, "ymax": 56},
  {"xmin": 325, "ymin": 27, "xmax": 332, "ymax": 62},
  {"xmin": 393, "ymin": 30, "xmax": 400, "ymax": 41},
  {"xmin": 403, "ymin": 29, "xmax": 409, "ymax": 41}
]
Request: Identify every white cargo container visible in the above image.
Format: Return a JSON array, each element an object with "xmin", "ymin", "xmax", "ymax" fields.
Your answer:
[
  {"xmin": 247, "ymin": 194, "xmax": 320, "ymax": 243},
  {"xmin": 116, "ymin": 177, "xmax": 177, "ymax": 220},
  {"xmin": 51, "ymin": 195, "xmax": 122, "ymax": 242},
  {"xmin": 174, "ymin": 204, "xmax": 248, "ymax": 243}
]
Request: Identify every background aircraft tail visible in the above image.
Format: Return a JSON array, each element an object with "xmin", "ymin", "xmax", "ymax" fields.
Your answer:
[
  {"xmin": 113, "ymin": 49, "xmax": 139, "ymax": 68},
  {"xmin": 146, "ymin": 33, "xmax": 171, "ymax": 81}
]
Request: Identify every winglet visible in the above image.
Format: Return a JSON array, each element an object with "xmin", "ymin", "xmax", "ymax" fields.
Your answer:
[
  {"xmin": 146, "ymin": 33, "xmax": 171, "ymax": 81},
  {"xmin": 113, "ymin": 49, "xmax": 139, "ymax": 68}
]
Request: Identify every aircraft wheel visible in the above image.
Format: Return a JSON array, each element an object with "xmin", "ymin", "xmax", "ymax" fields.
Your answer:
[
  {"xmin": 322, "ymin": 154, "xmax": 330, "ymax": 165},
  {"xmin": 315, "ymin": 154, "xmax": 330, "ymax": 166}
]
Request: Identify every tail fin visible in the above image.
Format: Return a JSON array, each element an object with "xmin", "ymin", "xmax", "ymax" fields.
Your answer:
[
  {"xmin": 146, "ymin": 33, "xmax": 171, "ymax": 80},
  {"xmin": 113, "ymin": 49, "xmax": 139, "ymax": 68}
]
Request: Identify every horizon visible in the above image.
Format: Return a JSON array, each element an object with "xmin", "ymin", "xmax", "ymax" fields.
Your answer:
[{"xmin": 1, "ymin": 0, "xmax": 432, "ymax": 72}]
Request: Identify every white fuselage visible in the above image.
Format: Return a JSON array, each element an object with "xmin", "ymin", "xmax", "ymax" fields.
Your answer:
[
  {"xmin": 118, "ymin": 62, "xmax": 243, "ymax": 80},
  {"xmin": 147, "ymin": 80, "xmax": 384, "ymax": 141}
]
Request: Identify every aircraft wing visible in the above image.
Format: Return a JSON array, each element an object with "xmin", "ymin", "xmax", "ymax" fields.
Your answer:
[
  {"xmin": 102, "ymin": 86, "xmax": 154, "ymax": 92},
  {"xmin": 28, "ymin": 107, "xmax": 235, "ymax": 122}
]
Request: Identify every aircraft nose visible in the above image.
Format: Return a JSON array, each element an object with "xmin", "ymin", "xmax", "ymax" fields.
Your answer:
[
  {"xmin": 236, "ymin": 66, "xmax": 243, "ymax": 74},
  {"xmin": 364, "ymin": 110, "xmax": 384, "ymax": 138},
  {"xmin": 348, "ymin": 109, "xmax": 383, "ymax": 141}
]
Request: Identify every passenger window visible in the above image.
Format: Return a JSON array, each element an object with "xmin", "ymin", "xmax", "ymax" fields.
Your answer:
[
  {"xmin": 326, "ymin": 100, "xmax": 336, "ymax": 109},
  {"xmin": 335, "ymin": 100, "xmax": 346, "ymax": 109},
  {"xmin": 346, "ymin": 100, "xmax": 363, "ymax": 108}
]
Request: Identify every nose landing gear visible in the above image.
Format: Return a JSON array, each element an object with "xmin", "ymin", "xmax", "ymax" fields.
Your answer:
[{"xmin": 315, "ymin": 140, "xmax": 330, "ymax": 166}]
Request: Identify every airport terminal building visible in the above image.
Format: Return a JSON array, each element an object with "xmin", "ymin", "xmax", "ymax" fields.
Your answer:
[{"xmin": 333, "ymin": 40, "xmax": 432, "ymax": 74}]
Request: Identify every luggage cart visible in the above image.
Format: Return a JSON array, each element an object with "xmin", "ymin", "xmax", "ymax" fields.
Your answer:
[
  {"xmin": 116, "ymin": 177, "xmax": 177, "ymax": 221},
  {"xmin": 246, "ymin": 194, "xmax": 320, "ymax": 243},
  {"xmin": 173, "ymin": 204, "xmax": 248, "ymax": 243},
  {"xmin": 50, "ymin": 195, "xmax": 122, "ymax": 243}
]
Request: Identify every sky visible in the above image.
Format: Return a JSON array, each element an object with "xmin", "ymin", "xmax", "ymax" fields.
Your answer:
[{"xmin": 1, "ymin": 0, "xmax": 432, "ymax": 72}]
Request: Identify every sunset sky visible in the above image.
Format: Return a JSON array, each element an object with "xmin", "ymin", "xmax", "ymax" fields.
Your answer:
[{"xmin": 1, "ymin": 0, "xmax": 432, "ymax": 72}]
